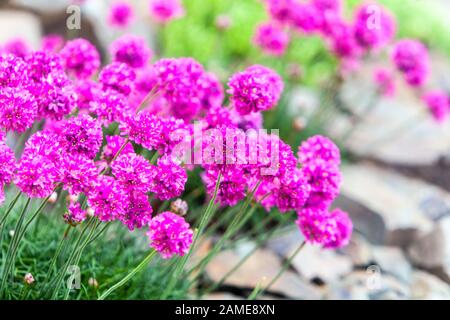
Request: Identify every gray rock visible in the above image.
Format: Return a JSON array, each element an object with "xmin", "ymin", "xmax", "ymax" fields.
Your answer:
[
  {"xmin": 339, "ymin": 233, "xmax": 373, "ymax": 266},
  {"xmin": 411, "ymin": 271, "xmax": 450, "ymax": 299},
  {"xmin": 205, "ymin": 248, "xmax": 321, "ymax": 299},
  {"xmin": 372, "ymin": 246, "xmax": 412, "ymax": 284},
  {"xmin": 290, "ymin": 244, "xmax": 353, "ymax": 284}
]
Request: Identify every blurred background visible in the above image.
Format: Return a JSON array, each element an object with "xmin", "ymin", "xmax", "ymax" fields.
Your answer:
[{"xmin": 1, "ymin": 0, "xmax": 450, "ymax": 299}]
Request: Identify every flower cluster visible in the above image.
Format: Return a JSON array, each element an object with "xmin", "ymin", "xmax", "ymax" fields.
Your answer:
[
  {"xmin": 227, "ymin": 65, "xmax": 283, "ymax": 115},
  {"xmin": 108, "ymin": 1, "xmax": 135, "ymax": 29},
  {"xmin": 392, "ymin": 39, "xmax": 429, "ymax": 87},
  {"xmin": 110, "ymin": 35, "xmax": 152, "ymax": 69},
  {"xmin": 147, "ymin": 211, "xmax": 193, "ymax": 259},
  {"xmin": 254, "ymin": 22, "xmax": 289, "ymax": 56},
  {"xmin": 148, "ymin": 0, "xmax": 185, "ymax": 23},
  {"xmin": 60, "ymin": 38, "xmax": 101, "ymax": 79}
]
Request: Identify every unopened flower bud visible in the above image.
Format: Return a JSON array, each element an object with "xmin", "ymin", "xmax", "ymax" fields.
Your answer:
[
  {"xmin": 293, "ymin": 117, "xmax": 307, "ymax": 131},
  {"xmin": 48, "ymin": 192, "xmax": 58, "ymax": 204},
  {"xmin": 24, "ymin": 273, "xmax": 35, "ymax": 285},
  {"xmin": 215, "ymin": 15, "xmax": 231, "ymax": 31},
  {"xmin": 67, "ymin": 194, "xmax": 79, "ymax": 203},
  {"xmin": 88, "ymin": 277, "xmax": 98, "ymax": 288},
  {"xmin": 170, "ymin": 199, "xmax": 188, "ymax": 216},
  {"xmin": 86, "ymin": 207, "xmax": 95, "ymax": 218}
]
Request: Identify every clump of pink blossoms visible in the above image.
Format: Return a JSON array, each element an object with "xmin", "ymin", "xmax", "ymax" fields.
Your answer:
[
  {"xmin": 110, "ymin": 35, "xmax": 152, "ymax": 69},
  {"xmin": 392, "ymin": 39, "xmax": 429, "ymax": 87},
  {"xmin": 108, "ymin": 1, "xmax": 135, "ymax": 29},
  {"xmin": 227, "ymin": 65, "xmax": 283, "ymax": 115},
  {"xmin": 423, "ymin": 90, "xmax": 449, "ymax": 124},
  {"xmin": 148, "ymin": 0, "xmax": 185, "ymax": 23},
  {"xmin": 147, "ymin": 211, "xmax": 193, "ymax": 259},
  {"xmin": 60, "ymin": 38, "xmax": 101, "ymax": 79},
  {"xmin": 254, "ymin": 22, "xmax": 289, "ymax": 56}
]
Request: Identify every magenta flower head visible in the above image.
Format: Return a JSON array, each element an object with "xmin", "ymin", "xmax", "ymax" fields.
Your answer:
[
  {"xmin": 265, "ymin": 0, "xmax": 295, "ymax": 25},
  {"xmin": 64, "ymin": 202, "xmax": 87, "ymax": 226},
  {"xmin": 61, "ymin": 154, "xmax": 99, "ymax": 195},
  {"xmin": 353, "ymin": 4, "xmax": 396, "ymax": 50},
  {"xmin": 202, "ymin": 167, "xmax": 247, "ymax": 206},
  {"xmin": 120, "ymin": 194, "xmax": 153, "ymax": 231},
  {"xmin": 254, "ymin": 22, "xmax": 289, "ymax": 56},
  {"xmin": 0, "ymin": 138, "xmax": 16, "ymax": 187},
  {"xmin": 147, "ymin": 211, "xmax": 193, "ymax": 259},
  {"xmin": 272, "ymin": 168, "xmax": 311, "ymax": 213},
  {"xmin": 87, "ymin": 175, "xmax": 128, "ymax": 222},
  {"xmin": 110, "ymin": 35, "xmax": 152, "ymax": 69},
  {"xmin": 0, "ymin": 87, "xmax": 38, "ymax": 133},
  {"xmin": 392, "ymin": 39, "xmax": 429, "ymax": 87},
  {"xmin": 227, "ymin": 65, "xmax": 283, "ymax": 115},
  {"xmin": 199, "ymin": 72, "xmax": 224, "ymax": 111},
  {"xmin": 3, "ymin": 38, "xmax": 30, "ymax": 58},
  {"xmin": 423, "ymin": 90, "xmax": 449, "ymax": 124},
  {"xmin": 112, "ymin": 152, "xmax": 154, "ymax": 194},
  {"xmin": 311, "ymin": 0, "xmax": 341, "ymax": 12},
  {"xmin": 101, "ymin": 135, "xmax": 134, "ymax": 163},
  {"xmin": 99, "ymin": 62, "xmax": 136, "ymax": 96},
  {"xmin": 89, "ymin": 89, "xmax": 132, "ymax": 126},
  {"xmin": 149, "ymin": 155, "xmax": 187, "ymax": 200},
  {"xmin": 296, "ymin": 207, "xmax": 352, "ymax": 249},
  {"xmin": 74, "ymin": 79, "xmax": 101, "ymax": 110},
  {"xmin": 0, "ymin": 53, "xmax": 28, "ymax": 87},
  {"xmin": 328, "ymin": 22, "xmax": 360, "ymax": 59},
  {"xmin": 108, "ymin": 1, "xmax": 135, "ymax": 28},
  {"xmin": 290, "ymin": 3, "xmax": 322, "ymax": 34},
  {"xmin": 24, "ymin": 51, "xmax": 77, "ymax": 120},
  {"xmin": 60, "ymin": 114, "xmax": 103, "ymax": 159},
  {"xmin": 374, "ymin": 67, "xmax": 395, "ymax": 97},
  {"xmin": 297, "ymin": 135, "xmax": 341, "ymax": 167},
  {"xmin": 148, "ymin": 0, "xmax": 185, "ymax": 24},
  {"xmin": 60, "ymin": 38, "xmax": 100, "ymax": 79},
  {"xmin": 41, "ymin": 34, "xmax": 65, "ymax": 53},
  {"xmin": 153, "ymin": 57, "xmax": 208, "ymax": 120},
  {"xmin": 15, "ymin": 131, "xmax": 62, "ymax": 198}
]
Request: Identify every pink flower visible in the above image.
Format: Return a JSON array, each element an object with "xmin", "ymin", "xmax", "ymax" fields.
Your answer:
[
  {"xmin": 202, "ymin": 167, "xmax": 247, "ymax": 206},
  {"xmin": 374, "ymin": 67, "xmax": 395, "ymax": 97},
  {"xmin": 0, "ymin": 138, "xmax": 16, "ymax": 186},
  {"xmin": 87, "ymin": 175, "xmax": 128, "ymax": 222},
  {"xmin": 3, "ymin": 38, "xmax": 29, "ymax": 58},
  {"xmin": 112, "ymin": 153, "xmax": 154, "ymax": 194},
  {"xmin": 271, "ymin": 169, "xmax": 311, "ymax": 213},
  {"xmin": 99, "ymin": 62, "xmax": 136, "ymax": 96},
  {"xmin": 423, "ymin": 90, "xmax": 449, "ymax": 124},
  {"xmin": 153, "ymin": 58, "xmax": 209, "ymax": 120},
  {"xmin": 254, "ymin": 22, "xmax": 289, "ymax": 56},
  {"xmin": 297, "ymin": 135, "xmax": 341, "ymax": 167},
  {"xmin": 121, "ymin": 113, "xmax": 190, "ymax": 155},
  {"xmin": 74, "ymin": 79, "xmax": 101, "ymax": 110},
  {"xmin": 101, "ymin": 136, "xmax": 134, "ymax": 163},
  {"xmin": 0, "ymin": 87, "xmax": 38, "ymax": 133},
  {"xmin": 110, "ymin": 35, "xmax": 152, "ymax": 69},
  {"xmin": 353, "ymin": 4, "xmax": 396, "ymax": 50},
  {"xmin": 15, "ymin": 131, "xmax": 62, "ymax": 198},
  {"xmin": 290, "ymin": 3, "xmax": 322, "ymax": 34},
  {"xmin": 89, "ymin": 89, "xmax": 132, "ymax": 126},
  {"xmin": 60, "ymin": 114, "xmax": 103, "ymax": 159},
  {"xmin": 265, "ymin": 0, "xmax": 295, "ymax": 25},
  {"xmin": 149, "ymin": 156, "xmax": 187, "ymax": 200},
  {"xmin": 61, "ymin": 154, "xmax": 99, "ymax": 195},
  {"xmin": 148, "ymin": 0, "xmax": 185, "ymax": 24},
  {"xmin": 120, "ymin": 194, "xmax": 153, "ymax": 231},
  {"xmin": 296, "ymin": 207, "xmax": 352, "ymax": 249},
  {"xmin": 392, "ymin": 39, "xmax": 429, "ymax": 87},
  {"xmin": 227, "ymin": 65, "xmax": 283, "ymax": 115},
  {"xmin": 60, "ymin": 38, "xmax": 100, "ymax": 79},
  {"xmin": 64, "ymin": 202, "xmax": 87, "ymax": 226},
  {"xmin": 41, "ymin": 34, "xmax": 65, "ymax": 53},
  {"xmin": 147, "ymin": 211, "xmax": 193, "ymax": 259},
  {"xmin": 0, "ymin": 53, "xmax": 28, "ymax": 87},
  {"xmin": 108, "ymin": 2, "xmax": 135, "ymax": 28}
]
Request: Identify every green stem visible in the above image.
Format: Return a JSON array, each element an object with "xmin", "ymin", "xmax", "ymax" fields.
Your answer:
[
  {"xmin": 98, "ymin": 250, "xmax": 157, "ymax": 300},
  {"xmin": 160, "ymin": 173, "xmax": 222, "ymax": 299},
  {"xmin": 43, "ymin": 225, "xmax": 72, "ymax": 285},
  {"xmin": 0, "ymin": 197, "xmax": 31, "ymax": 296},
  {"xmin": 149, "ymin": 151, "xmax": 159, "ymax": 165},
  {"xmin": 0, "ymin": 190, "xmax": 22, "ymax": 227}
]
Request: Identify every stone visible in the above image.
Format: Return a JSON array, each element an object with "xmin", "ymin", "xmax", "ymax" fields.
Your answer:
[
  {"xmin": 339, "ymin": 233, "xmax": 373, "ymax": 266},
  {"xmin": 411, "ymin": 271, "xmax": 450, "ymax": 299},
  {"xmin": 329, "ymin": 59, "xmax": 450, "ymax": 166},
  {"xmin": 372, "ymin": 246, "xmax": 412, "ymax": 284},
  {"xmin": 340, "ymin": 163, "xmax": 446, "ymax": 239},
  {"xmin": 265, "ymin": 226, "xmax": 303, "ymax": 258},
  {"xmin": 205, "ymin": 248, "xmax": 321, "ymax": 299},
  {"xmin": 290, "ymin": 244, "xmax": 353, "ymax": 284}
]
